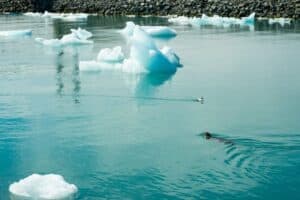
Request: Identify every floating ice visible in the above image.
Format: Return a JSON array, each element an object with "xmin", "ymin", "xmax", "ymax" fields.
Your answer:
[
  {"xmin": 121, "ymin": 21, "xmax": 177, "ymax": 38},
  {"xmin": 168, "ymin": 16, "xmax": 190, "ymax": 26},
  {"xmin": 80, "ymin": 24, "xmax": 181, "ymax": 74},
  {"xmin": 9, "ymin": 174, "xmax": 77, "ymax": 200},
  {"xmin": 268, "ymin": 18, "xmax": 291, "ymax": 26},
  {"xmin": 0, "ymin": 29, "xmax": 32, "ymax": 37},
  {"xmin": 24, "ymin": 11, "xmax": 88, "ymax": 21},
  {"xmin": 142, "ymin": 26, "xmax": 177, "ymax": 38},
  {"xmin": 97, "ymin": 46, "xmax": 125, "ymax": 63},
  {"xmin": 169, "ymin": 13, "xmax": 255, "ymax": 28},
  {"xmin": 35, "ymin": 28, "xmax": 93, "ymax": 48}
]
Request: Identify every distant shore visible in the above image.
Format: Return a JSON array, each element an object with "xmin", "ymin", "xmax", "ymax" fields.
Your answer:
[{"xmin": 1, "ymin": 0, "xmax": 300, "ymax": 19}]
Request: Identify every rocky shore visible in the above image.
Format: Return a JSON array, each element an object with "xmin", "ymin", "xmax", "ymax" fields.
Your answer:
[{"xmin": 1, "ymin": 0, "xmax": 300, "ymax": 19}]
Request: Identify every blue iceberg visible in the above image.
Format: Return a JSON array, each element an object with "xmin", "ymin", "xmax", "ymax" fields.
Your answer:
[{"xmin": 80, "ymin": 24, "xmax": 181, "ymax": 74}]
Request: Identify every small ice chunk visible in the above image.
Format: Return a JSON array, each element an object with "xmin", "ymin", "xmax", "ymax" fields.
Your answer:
[
  {"xmin": 97, "ymin": 46, "xmax": 125, "ymax": 63},
  {"xmin": 9, "ymin": 174, "xmax": 77, "ymax": 200},
  {"xmin": 35, "ymin": 38, "xmax": 62, "ymax": 48},
  {"xmin": 51, "ymin": 13, "xmax": 88, "ymax": 21},
  {"xmin": 268, "ymin": 18, "xmax": 291, "ymax": 26},
  {"xmin": 168, "ymin": 16, "xmax": 190, "ymax": 25},
  {"xmin": 142, "ymin": 26, "xmax": 177, "ymax": 37},
  {"xmin": 121, "ymin": 21, "xmax": 177, "ymax": 38},
  {"xmin": 24, "ymin": 11, "xmax": 88, "ymax": 21},
  {"xmin": 71, "ymin": 28, "xmax": 92, "ymax": 40},
  {"xmin": 0, "ymin": 29, "xmax": 32, "ymax": 37},
  {"xmin": 169, "ymin": 13, "xmax": 255, "ymax": 28},
  {"xmin": 35, "ymin": 28, "xmax": 93, "ymax": 48},
  {"xmin": 24, "ymin": 12, "xmax": 43, "ymax": 17}
]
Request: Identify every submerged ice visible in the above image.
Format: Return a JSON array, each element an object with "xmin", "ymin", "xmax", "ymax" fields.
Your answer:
[
  {"xmin": 9, "ymin": 174, "xmax": 78, "ymax": 200},
  {"xmin": 0, "ymin": 29, "xmax": 32, "ymax": 38},
  {"xmin": 121, "ymin": 21, "xmax": 177, "ymax": 38},
  {"xmin": 80, "ymin": 22, "xmax": 181, "ymax": 73},
  {"xmin": 169, "ymin": 13, "xmax": 255, "ymax": 28},
  {"xmin": 35, "ymin": 28, "xmax": 93, "ymax": 49}
]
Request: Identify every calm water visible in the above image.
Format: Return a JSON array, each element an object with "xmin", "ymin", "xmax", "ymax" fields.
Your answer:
[{"xmin": 1, "ymin": 15, "xmax": 300, "ymax": 199}]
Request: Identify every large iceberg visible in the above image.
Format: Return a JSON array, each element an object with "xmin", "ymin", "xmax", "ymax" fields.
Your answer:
[
  {"xmin": 80, "ymin": 23, "xmax": 181, "ymax": 74},
  {"xmin": 35, "ymin": 28, "xmax": 93, "ymax": 48},
  {"xmin": 0, "ymin": 29, "xmax": 32, "ymax": 38},
  {"xmin": 169, "ymin": 13, "xmax": 255, "ymax": 28},
  {"xmin": 121, "ymin": 21, "xmax": 177, "ymax": 38},
  {"xmin": 9, "ymin": 174, "xmax": 77, "ymax": 200},
  {"xmin": 24, "ymin": 11, "xmax": 88, "ymax": 21}
]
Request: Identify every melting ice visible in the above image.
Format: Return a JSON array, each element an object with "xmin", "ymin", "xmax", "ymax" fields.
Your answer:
[
  {"xmin": 268, "ymin": 18, "xmax": 291, "ymax": 26},
  {"xmin": 24, "ymin": 11, "xmax": 88, "ymax": 21},
  {"xmin": 0, "ymin": 29, "xmax": 32, "ymax": 38},
  {"xmin": 35, "ymin": 28, "xmax": 93, "ymax": 49},
  {"xmin": 169, "ymin": 13, "xmax": 255, "ymax": 28},
  {"xmin": 121, "ymin": 21, "xmax": 177, "ymax": 38},
  {"xmin": 9, "ymin": 174, "xmax": 77, "ymax": 200},
  {"xmin": 80, "ymin": 22, "xmax": 181, "ymax": 74}
]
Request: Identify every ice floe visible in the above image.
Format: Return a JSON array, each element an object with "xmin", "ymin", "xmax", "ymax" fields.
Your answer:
[
  {"xmin": 168, "ymin": 13, "xmax": 255, "ymax": 28},
  {"xmin": 268, "ymin": 18, "xmax": 291, "ymax": 26},
  {"xmin": 121, "ymin": 21, "xmax": 177, "ymax": 38},
  {"xmin": 80, "ymin": 23, "xmax": 181, "ymax": 74},
  {"xmin": 35, "ymin": 28, "xmax": 93, "ymax": 49},
  {"xmin": 9, "ymin": 174, "xmax": 77, "ymax": 200},
  {"xmin": 97, "ymin": 46, "xmax": 125, "ymax": 63},
  {"xmin": 0, "ymin": 29, "xmax": 32, "ymax": 38},
  {"xmin": 24, "ymin": 11, "xmax": 88, "ymax": 21}
]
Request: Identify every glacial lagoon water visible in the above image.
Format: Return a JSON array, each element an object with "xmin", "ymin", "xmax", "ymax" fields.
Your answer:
[{"xmin": 1, "ymin": 14, "xmax": 300, "ymax": 199}]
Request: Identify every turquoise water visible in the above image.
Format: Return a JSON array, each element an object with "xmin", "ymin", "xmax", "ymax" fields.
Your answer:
[{"xmin": 1, "ymin": 15, "xmax": 300, "ymax": 199}]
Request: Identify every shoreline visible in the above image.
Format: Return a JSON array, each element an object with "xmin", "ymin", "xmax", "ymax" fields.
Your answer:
[{"xmin": 0, "ymin": 0, "xmax": 300, "ymax": 19}]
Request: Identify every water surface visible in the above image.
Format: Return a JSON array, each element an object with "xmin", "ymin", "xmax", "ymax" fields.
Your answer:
[{"xmin": 1, "ymin": 15, "xmax": 300, "ymax": 199}]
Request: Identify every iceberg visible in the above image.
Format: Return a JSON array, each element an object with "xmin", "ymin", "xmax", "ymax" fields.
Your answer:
[
  {"xmin": 35, "ymin": 28, "xmax": 93, "ymax": 48},
  {"xmin": 0, "ymin": 29, "xmax": 32, "ymax": 37},
  {"xmin": 169, "ymin": 13, "xmax": 255, "ymax": 28},
  {"xmin": 24, "ymin": 11, "xmax": 88, "ymax": 21},
  {"xmin": 268, "ymin": 18, "xmax": 291, "ymax": 26},
  {"xmin": 97, "ymin": 46, "xmax": 125, "ymax": 63},
  {"xmin": 121, "ymin": 21, "xmax": 177, "ymax": 38},
  {"xmin": 80, "ymin": 23, "xmax": 181, "ymax": 74},
  {"xmin": 168, "ymin": 16, "xmax": 190, "ymax": 26},
  {"xmin": 9, "ymin": 174, "xmax": 77, "ymax": 200}
]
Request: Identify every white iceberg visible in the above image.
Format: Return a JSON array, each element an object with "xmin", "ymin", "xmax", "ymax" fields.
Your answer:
[
  {"xmin": 23, "ymin": 11, "xmax": 88, "ymax": 21},
  {"xmin": 97, "ymin": 46, "xmax": 125, "ymax": 63},
  {"xmin": 168, "ymin": 16, "xmax": 190, "ymax": 26},
  {"xmin": 142, "ymin": 26, "xmax": 177, "ymax": 37},
  {"xmin": 35, "ymin": 28, "xmax": 93, "ymax": 48},
  {"xmin": 0, "ymin": 29, "xmax": 32, "ymax": 37},
  {"xmin": 24, "ymin": 12, "xmax": 43, "ymax": 17},
  {"xmin": 169, "ymin": 13, "xmax": 255, "ymax": 28},
  {"xmin": 80, "ymin": 24, "xmax": 181, "ymax": 74},
  {"xmin": 9, "ymin": 174, "xmax": 77, "ymax": 200},
  {"xmin": 121, "ymin": 21, "xmax": 177, "ymax": 38},
  {"xmin": 268, "ymin": 18, "xmax": 291, "ymax": 26}
]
